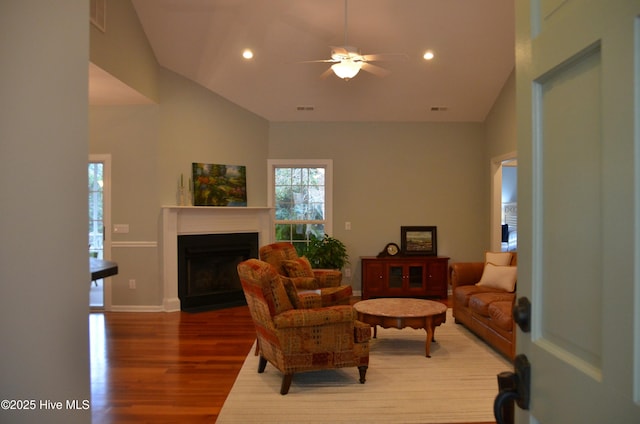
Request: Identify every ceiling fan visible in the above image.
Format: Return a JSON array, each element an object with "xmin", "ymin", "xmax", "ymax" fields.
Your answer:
[{"xmin": 300, "ymin": 0, "xmax": 407, "ymax": 80}]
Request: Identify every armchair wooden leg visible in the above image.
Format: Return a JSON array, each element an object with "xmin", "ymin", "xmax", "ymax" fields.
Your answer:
[
  {"xmin": 280, "ymin": 373, "xmax": 293, "ymax": 395},
  {"xmin": 358, "ymin": 365, "xmax": 368, "ymax": 384},
  {"xmin": 258, "ymin": 355, "xmax": 267, "ymax": 373}
]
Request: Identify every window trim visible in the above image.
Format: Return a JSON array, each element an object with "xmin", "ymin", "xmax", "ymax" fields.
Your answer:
[{"xmin": 267, "ymin": 159, "xmax": 333, "ymax": 237}]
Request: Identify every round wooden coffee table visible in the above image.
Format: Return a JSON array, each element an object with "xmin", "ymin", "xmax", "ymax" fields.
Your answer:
[{"xmin": 354, "ymin": 298, "xmax": 447, "ymax": 357}]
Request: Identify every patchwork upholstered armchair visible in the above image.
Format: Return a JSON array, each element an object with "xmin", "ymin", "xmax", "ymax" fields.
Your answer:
[
  {"xmin": 237, "ymin": 259, "xmax": 370, "ymax": 395},
  {"xmin": 259, "ymin": 242, "xmax": 353, "ymax": 306}
]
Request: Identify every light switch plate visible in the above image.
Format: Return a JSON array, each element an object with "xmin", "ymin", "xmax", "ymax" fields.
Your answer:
[{"xmin": 113, "ymin": 224, "xmax": 129, "ymax": 233}]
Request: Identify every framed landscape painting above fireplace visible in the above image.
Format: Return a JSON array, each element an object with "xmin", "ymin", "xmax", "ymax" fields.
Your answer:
[{"xmin": 192, "ymin": 163, "xmax": 247, "ymax": 206}]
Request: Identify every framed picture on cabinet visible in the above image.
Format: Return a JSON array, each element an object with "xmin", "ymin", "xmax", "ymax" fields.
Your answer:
[{"xmin": 401, "ymin": 226, "xmax": 437, "ymax": 256}]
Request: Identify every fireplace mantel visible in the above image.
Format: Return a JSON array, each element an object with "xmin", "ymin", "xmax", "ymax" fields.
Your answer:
[{"xmin": 161, "ymin": 206, "xmax": 273, "ymax": 311}]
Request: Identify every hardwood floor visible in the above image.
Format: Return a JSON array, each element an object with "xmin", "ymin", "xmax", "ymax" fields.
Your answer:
[
  {"xmin": 90, "ymin": 297, "xmax": 496, "ymax": 424},
  {"xmin": 90, "ymin": 306, "xmax": 256, "ymax": 423}
]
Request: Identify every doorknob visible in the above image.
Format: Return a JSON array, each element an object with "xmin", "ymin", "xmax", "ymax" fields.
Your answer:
[
  {"xmin": 513, "ymin": 296, "xmax": 531, "ymax": 333},
  {"xmin": 494, "ymin": 354, "xmax": 531, "ymax": 424}
]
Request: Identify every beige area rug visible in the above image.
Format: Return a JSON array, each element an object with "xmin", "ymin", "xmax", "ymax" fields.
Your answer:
[{"xmin": 217, "ymin": 309, "xmax": 510, "ymax": 424}]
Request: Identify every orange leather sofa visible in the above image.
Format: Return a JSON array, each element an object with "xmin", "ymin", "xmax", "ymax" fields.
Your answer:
[{"xmin": 450, "ymin": 252, "xmax": 517, "ymax": 360}]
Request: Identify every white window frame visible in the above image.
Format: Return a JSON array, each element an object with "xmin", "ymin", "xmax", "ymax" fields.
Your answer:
[{"xmin": 267, "ymin": 159, "xmax": 333, "ymax": 243}]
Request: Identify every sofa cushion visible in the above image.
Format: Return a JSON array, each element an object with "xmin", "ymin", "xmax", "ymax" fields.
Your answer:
[
  {"xmin": 485, "ymin": 251, "xmax": 513, "ymax": 266},
  {"xmin": 469, "ymin": 292, "xmax": 516, "ymax": 317},
  {"xmin": 477, "ymin": 263, "xmax": 517, "ymax": 292},
  {"xmin": 282, "ymin": 257, "xmax": 314, "ymax": 278},
  {"xmin": 290, "ymin": 276, "xmax": 319, "ymax": 290},
  {"xmin": 312, "ymin": 269, "xmax": 343, "ymax": 288},
  {"xmin": 489, "ymin": 301, "xmax": 514, "ymax": 331},
  {"xmin": 281, "ymin": 276, "xmax": 303, "ymax": 309},
  {"xmin": 320, "ymin": 285, "xmax": 353, "ymax": 306},
  {"xmin": 454, "ymin": 285, "xmax": 502, "ymax": 307},
  {"xmin": 296, "ymin": 291, "xmax": 323, "ymax": 309},
  {"xmin": 453, "ymin": 286, "xmax": 487, "ymax": 306},
  {"xmin": 269, "ymin": 275, "xmax": 295, "ymax": 314}
]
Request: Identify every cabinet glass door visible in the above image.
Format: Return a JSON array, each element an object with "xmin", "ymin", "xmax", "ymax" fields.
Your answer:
[
  {"xmin": 408, "ymin": 266, "xmax": 424, "ymax": 289},
  {"xmin": 388, "ymin": 266, "xmax": 403, "ymax": 288}
]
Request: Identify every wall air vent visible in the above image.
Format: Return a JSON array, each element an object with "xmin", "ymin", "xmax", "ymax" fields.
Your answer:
[
  {"xmin": 296, "ymin": 105, "xmax": 315, "ymax": 111},
  {"xmin": 430, "ymin": 106, "xmax": 448, "ymax": 112},
  {"xmin": 90, "ymin": 0, "xmax": 106, "ymax": 32}
]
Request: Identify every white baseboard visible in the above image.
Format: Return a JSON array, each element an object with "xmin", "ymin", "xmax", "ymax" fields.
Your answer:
[
  {"xmin": 111, "ymin": 241, "xmax": 157, "ymax": 248},
  {"xmin": 108, "ymin": 305, "xmax": 166, "ymax": 312},
  {"xmin": 108, "ymin": 292, "xmax": 360, "ymax": 312},
  {"xmin": 163, "ymin": 297, "xmax": 181, "ymax": 312}
]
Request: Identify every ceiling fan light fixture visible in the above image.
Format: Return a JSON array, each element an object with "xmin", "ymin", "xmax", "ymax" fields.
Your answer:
[
  {"xmin": 242, "ymin": 49, "xmax": 254, "ymax": 59},
  {"xmin": 331, "ymin": 59, "xmax": 362, "ymax": 80}
]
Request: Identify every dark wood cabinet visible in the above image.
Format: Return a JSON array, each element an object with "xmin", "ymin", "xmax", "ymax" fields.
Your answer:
[{"xmin": 361, "ymin": 256, "xmax": 449, "ymax": 299}]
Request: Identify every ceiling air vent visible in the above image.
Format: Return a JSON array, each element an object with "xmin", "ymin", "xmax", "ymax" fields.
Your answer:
[
  {"xmin": 296, "ymin": 105, "xmax": 315, "ymax": 111},
  {"xmin": 430, "ymin": 106, "xmax": 448, "ymax": 112}
]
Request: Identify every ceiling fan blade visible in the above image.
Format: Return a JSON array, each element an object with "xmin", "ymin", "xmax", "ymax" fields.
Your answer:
[
  {"xmin": 361, "ymin": 62, "xmax": 390, "ymax": 77},
  {"xmin": 297, "ymin": 59, "xmax": 338, "ymax": 64},
  {"xmin": 361, "ymin": 53, "xmax": 408, "ymax": 62},
  {"xmin": 330, "ymin": 46, "xmax": 350, "ymax": 56},
  {"xmin": 320, "ymin": 67, "xmax": 334, "ymax": 79}
]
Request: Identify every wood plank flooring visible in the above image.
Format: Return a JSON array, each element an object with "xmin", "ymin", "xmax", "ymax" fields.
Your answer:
[
  {"xmin": 90, "ymin": 298, "xmax": 496, "ymax": 424},
  {"xmin": 90, "ymin": 306, "xmax": 255, "ymax": 423}
]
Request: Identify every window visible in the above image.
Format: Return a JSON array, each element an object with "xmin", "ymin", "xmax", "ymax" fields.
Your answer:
[{"xmin": 268, "ymin": 159, "xmax": 333, "ymax": 255}]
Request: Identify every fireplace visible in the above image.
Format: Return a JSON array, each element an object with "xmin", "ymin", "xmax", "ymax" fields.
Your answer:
[
  {"xmin": 161, "ymin": 206, "xmax": 272, "ymax": 312},
  {"xmin": 177, "ymin": 233, "xmax": 258, "ymax": 311}
]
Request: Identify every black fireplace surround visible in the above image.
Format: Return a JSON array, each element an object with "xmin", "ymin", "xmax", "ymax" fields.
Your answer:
[{"xmin": 177, "ymin": 232, "xmax": 258, "ymax": 312}]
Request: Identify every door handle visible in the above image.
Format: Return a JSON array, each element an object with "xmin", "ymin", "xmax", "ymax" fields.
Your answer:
[
  {"xmin": 513, "ymin": 296, "xmax": 531, "ymax": 333},
  {"xmin": 494, "ymin": 354, "xmax": 530, "ymax": 424}
]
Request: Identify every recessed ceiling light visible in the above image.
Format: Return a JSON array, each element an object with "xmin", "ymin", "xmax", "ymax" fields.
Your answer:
[
  {"xmin": 423, "ymin": 51, "xmax": 435, "ymax": 60},
  {"xmin": 242, "ymin": 49, "xmax": 254, "ymax": 60}
]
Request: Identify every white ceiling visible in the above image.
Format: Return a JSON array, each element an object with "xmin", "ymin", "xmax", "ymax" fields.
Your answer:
[{"xmin": 93, "ymin": 0, "xmax": 515, "ymax": 122}]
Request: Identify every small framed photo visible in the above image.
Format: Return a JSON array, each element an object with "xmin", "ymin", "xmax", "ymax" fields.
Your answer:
[{"xmin": 401, "ymin": 226, "xmax": 437, "ymax": 256}]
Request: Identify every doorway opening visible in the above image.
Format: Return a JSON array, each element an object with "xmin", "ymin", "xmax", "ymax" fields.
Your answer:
[
  {"xmin": 89, "ymin": 155, "xmax": 111, "ymax": 310},
  {"xmin": 500, "ymin": 160, "xmax": 517, "ymax": 252},
  {"xmin": 491, "ymin": 153, "xmax": 517, "ymax": 252}
]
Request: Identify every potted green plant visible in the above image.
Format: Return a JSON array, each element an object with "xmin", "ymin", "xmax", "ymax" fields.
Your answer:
[{"xmin": 303, "ymin": 234, "xmax": 350, "ymax": 270}]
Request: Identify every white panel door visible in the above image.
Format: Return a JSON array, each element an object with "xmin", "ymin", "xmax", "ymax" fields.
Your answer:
[{"xmin": 516, "ymin": 0, "xmax": 640, "ymax": 423}]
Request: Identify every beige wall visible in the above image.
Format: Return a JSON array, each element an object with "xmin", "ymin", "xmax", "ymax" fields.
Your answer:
[
  {"xmin": 1, "ymin": 1, "xmax": 91, "ymax": 422},
  {"xmin": 90, "ymin": 69, "xmax": 269, "ymax": 308},
  {"xmin": 90, "ymin": 104, "xmax": 162, "ymax": 306},
  {"xmin": 90, "ymin": 0, "xmax": 159, "ymax": 102},
  {"xmin": 156, "ymin": 68, "xmax": 269, "ymax": 207},
  {"xmin": 485, "ymin": 70, "xmax": 517, "ymax": 160},
  {"xmin": 88, "ymin": 0, "xmax": 517, "ymax": 306},
  {"xmin": 484, "ymin": 69, "xmax": 517, "ymax": 249},
  {"xmin": 268, "ymin": 122, "xmax": 489, "ymax": 289},
  {"xmin": 89, "ymin": 0, "xmax": 269, "ymax": 308}
]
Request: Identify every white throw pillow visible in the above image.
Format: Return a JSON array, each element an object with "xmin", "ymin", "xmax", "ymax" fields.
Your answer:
[
  {"xmin": 485, "ymin": 251, "xmax": 513, "ymax": 266},
  {"xmin": 477, "ymin": 263, "xmax": 517, "ymax": 292}
]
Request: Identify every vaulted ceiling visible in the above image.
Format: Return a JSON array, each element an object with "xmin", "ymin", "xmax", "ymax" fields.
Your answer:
[{"xmin": 95, "ymin": 0, "xmax": 515, "ymax": 122}]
